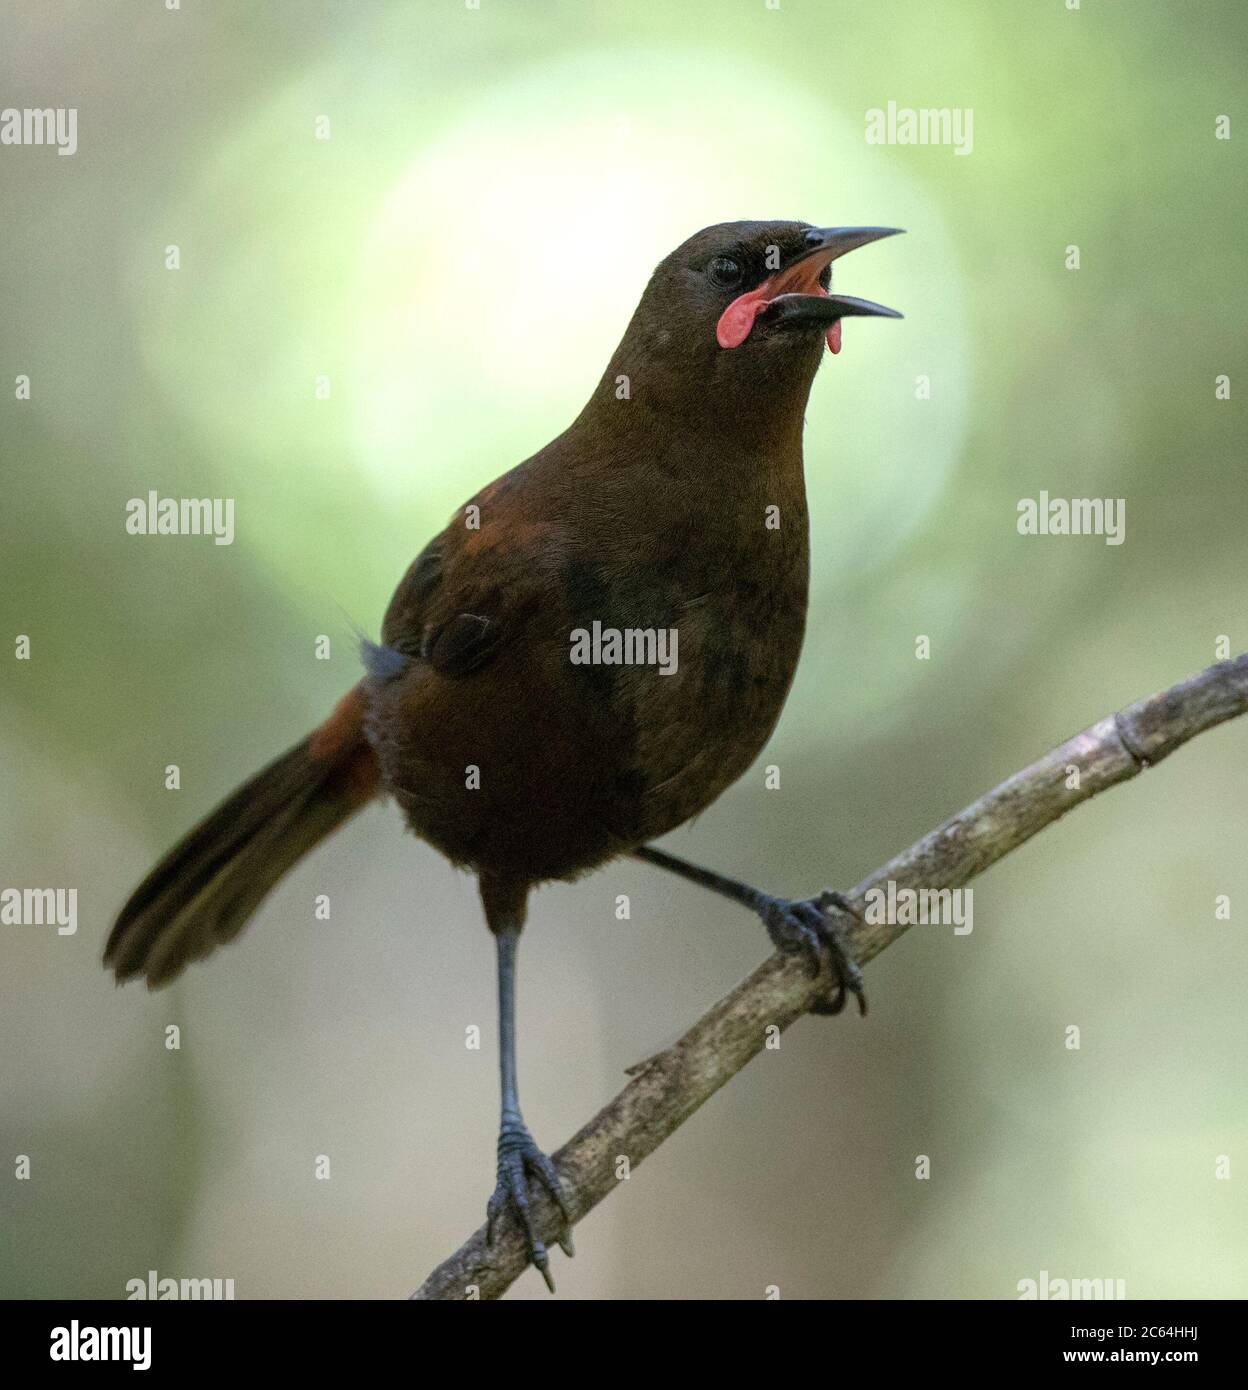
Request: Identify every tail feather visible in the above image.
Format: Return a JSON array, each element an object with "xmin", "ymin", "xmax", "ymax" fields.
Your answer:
[{"xmin": 106, "ymin": 687, "xmax": 379, "ymax": 988}]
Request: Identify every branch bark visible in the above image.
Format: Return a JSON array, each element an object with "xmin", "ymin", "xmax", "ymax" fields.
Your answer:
[{"xmin": 412, "ymin": 654, "xmax": 1248, "ymax": 1299}]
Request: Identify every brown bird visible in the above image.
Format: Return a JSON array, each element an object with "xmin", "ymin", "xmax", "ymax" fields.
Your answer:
[{"xmin": 106, "ymin": 219, "xmax": 903, "ymax": 1290}]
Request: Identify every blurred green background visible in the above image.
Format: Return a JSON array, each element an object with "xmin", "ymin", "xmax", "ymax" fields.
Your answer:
[{"xmin": 2, "ymin": 0, "xmax": 1246, "ymax": 1299}]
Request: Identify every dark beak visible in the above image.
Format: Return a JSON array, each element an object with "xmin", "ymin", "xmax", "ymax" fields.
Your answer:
[
  {"xmin": 802, "ymin": 225, "xmax": 906, "ymax": 265},
  {"xmin": 763, "ymin": 291, "xmax": 904, "ymax": 331},
  {"xmin": 761, "ymin": 225, "xmax": 904, "ymax": 330}
]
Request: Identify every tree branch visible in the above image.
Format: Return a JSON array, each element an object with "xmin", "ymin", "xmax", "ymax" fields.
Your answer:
[{"xmin": 412, "ymin": 654, "xmax": 1248, "ymax": 1299}]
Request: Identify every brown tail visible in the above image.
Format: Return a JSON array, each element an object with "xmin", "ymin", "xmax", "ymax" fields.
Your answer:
[{"xmin": 105, "ymin": 686, "xmax": 380, "ymax": 989}]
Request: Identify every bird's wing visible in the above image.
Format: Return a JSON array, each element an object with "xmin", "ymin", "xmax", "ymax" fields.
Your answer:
[{"xmin": 377, "ymin": 472, "xmax": 555, "ymax": 680}]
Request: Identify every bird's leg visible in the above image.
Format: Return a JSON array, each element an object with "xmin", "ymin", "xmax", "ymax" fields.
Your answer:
[
  {"xmin": 632, "ymin": 845, "xmax": 867, "ymax": 1016},
  {"xmin": 485, "ymin": 924, "xmax": 573, "ymax": 1291}
]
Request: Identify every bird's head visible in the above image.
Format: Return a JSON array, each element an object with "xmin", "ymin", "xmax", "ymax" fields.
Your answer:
[{"xmin": 604, "ymin": 220, "xmax": 903, "ymax": 433}]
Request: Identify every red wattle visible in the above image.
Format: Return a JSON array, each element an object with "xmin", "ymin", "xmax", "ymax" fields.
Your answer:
[{"xmin": 827, "ymin": 319, "xmax": 842, "ymax": 354}]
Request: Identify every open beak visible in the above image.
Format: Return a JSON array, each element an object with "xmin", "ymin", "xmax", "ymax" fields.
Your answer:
[{"xmin": 716, "ymin": 226, "xmax": 904, "ymax": 354}]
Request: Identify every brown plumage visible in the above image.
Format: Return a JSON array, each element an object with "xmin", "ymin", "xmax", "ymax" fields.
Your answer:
[
  {"xmin": 105, "ymin": 688, "xmax": 376, "ymax": 986},
  {"xmin": 106, "ymin": 219, "xmax": 903, "ymax": 1290}
]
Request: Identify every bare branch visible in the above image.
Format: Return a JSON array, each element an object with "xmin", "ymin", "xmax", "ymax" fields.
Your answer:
[{"xmin": 412, "ymin": 655, "xmax": 1248, "ymax": 1300}]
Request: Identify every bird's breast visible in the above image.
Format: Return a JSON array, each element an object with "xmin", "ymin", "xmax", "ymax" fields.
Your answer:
[{"xmin": 612, "ymin": 521, "xmax": 810, "ymax": 840}]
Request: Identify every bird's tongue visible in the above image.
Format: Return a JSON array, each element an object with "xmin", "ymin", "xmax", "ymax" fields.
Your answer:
[
  {"xmin": 716, "ymin": 268, "xmax": 842, "ymax": 354},
  {"xmin": 715, "ymin": 289, "xmax": 770, "ymax": 349}
]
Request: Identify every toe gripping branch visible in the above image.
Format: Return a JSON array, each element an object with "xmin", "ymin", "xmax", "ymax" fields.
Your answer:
[
  {"xmin": 486, "ymin": 1112, "xmax": 574, "ymax": 1293},
  {"xmin": 757, "ymin": 890, "xmax": 868, "ymax": 1017}
]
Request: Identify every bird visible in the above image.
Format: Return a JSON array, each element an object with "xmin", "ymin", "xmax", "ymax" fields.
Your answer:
[{"xmin": 106, "ymin": 219, "xmax": 904, "ymax": 1291}]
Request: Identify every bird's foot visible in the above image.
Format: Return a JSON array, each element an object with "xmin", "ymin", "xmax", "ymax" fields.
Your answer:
[
  {"xmin": 757, "ymin": 890, "xmax": 867, "ymax": 1017},
  {"xmin": 485, "ymin": 1113, "xmax": 574, "ymax": 1292}
]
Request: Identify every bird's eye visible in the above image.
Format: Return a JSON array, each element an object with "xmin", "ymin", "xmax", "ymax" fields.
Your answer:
[{"xmin": 707, "ymin": 256, "xmax": 743, "ymax": 289}]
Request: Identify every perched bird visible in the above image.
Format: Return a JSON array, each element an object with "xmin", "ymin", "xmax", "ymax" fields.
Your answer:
[{"xmin": 106, "ymin": 220, "xmax": 903, "ymax": 1290}]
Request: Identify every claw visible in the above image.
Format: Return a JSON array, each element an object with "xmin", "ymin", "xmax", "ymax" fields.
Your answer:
[
  {"xmin": 759, "ymin": 891, "xmax": 867, "ymax": 1016},
  {"xmin": 485, "ymin": 1122, "xmax": 574, "ymax": 1291}
]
